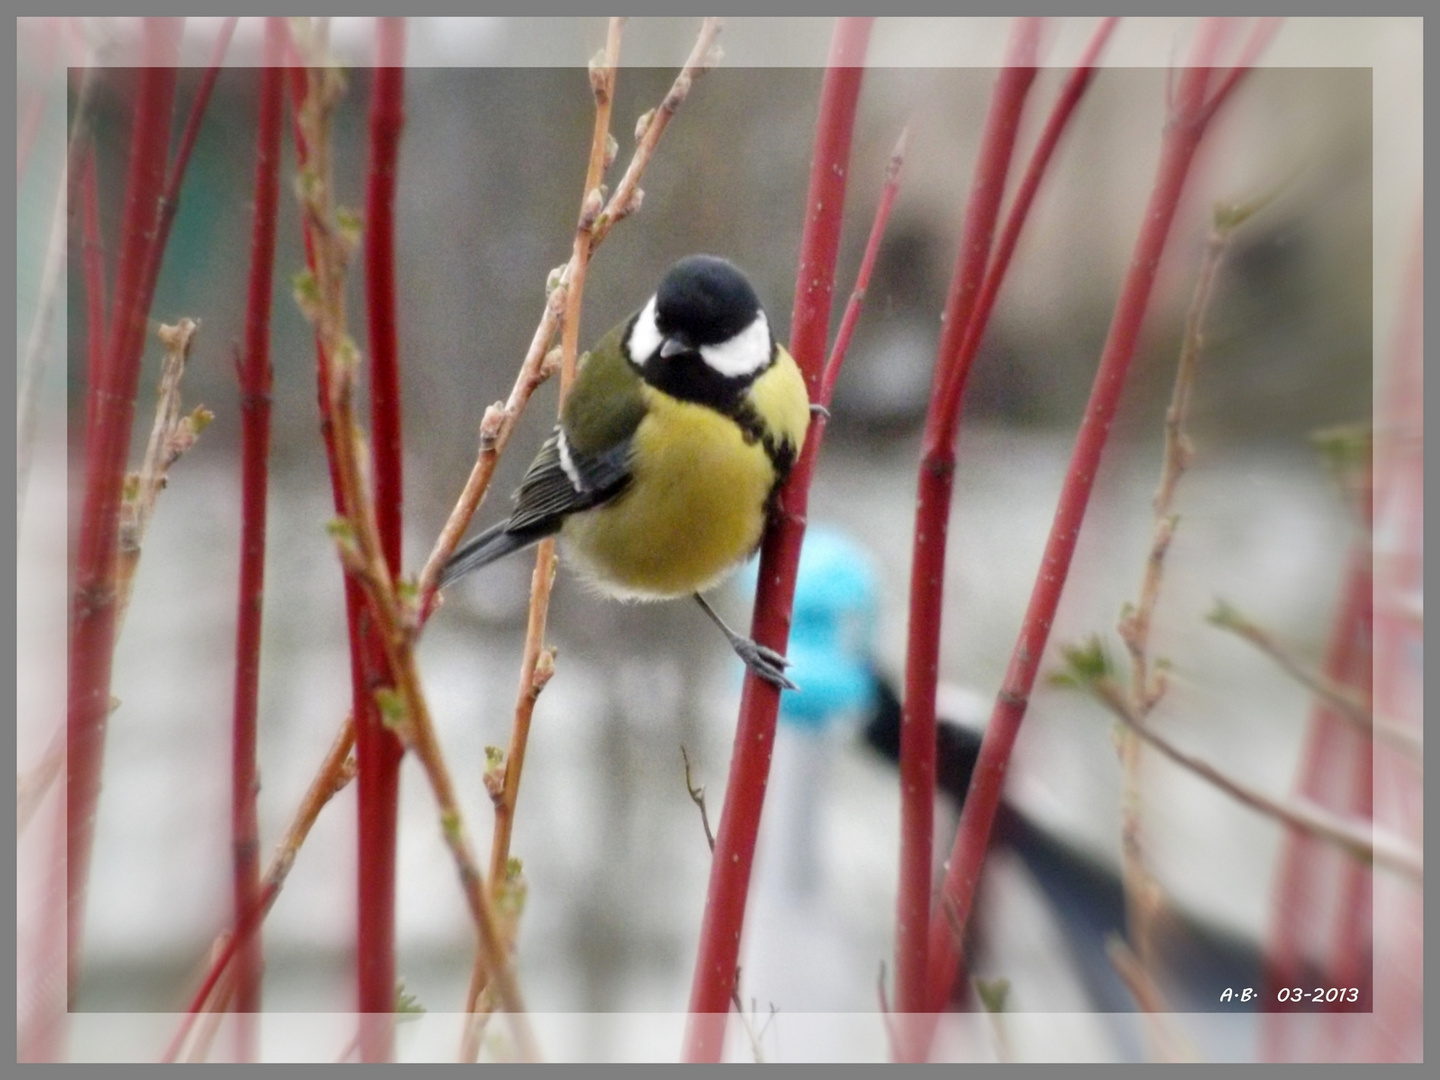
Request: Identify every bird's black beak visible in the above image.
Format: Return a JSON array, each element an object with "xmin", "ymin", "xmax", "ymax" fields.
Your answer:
[{"xmin": 659, "ymin": 334, "xmax": 692, "ymax": 359}]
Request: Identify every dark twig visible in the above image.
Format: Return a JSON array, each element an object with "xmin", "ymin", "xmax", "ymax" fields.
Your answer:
[{"xmin": 681, "ymin": 745, "xmax": 716, "ymax": 852}]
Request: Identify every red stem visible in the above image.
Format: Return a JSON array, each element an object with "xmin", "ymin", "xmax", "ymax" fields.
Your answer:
[
  {"xmin": 1366, "ymin": 216, "xmax": 1423, "ymax": 1061},
  {"xmin": 924, "ymin": 19, "xmax": 1263, "ymax": 1027},
  {"xmin": 282, "ymin": 46, "xmax": 399, "ymax": 1062},
  {"xmin": 135, "ymin": 17, "xmax": 238, "ymax": 323},
  {"xmin": 681, "ymin": 17, "xmax": 873, "ymax": 1063},
  {"xmin": 81, "ymin": 143, "xmax": 108, "ymax": 437},
  {"xmin": 1265, "ymin": 207, "xmax": 1415, "ymax": 1063},
  {"xmin": 66, "ymin": 18, "xmax": 183, "ymax": 1002},
  {"xmin": 229, "ymin": 18, "xmax": 286, "ymax": 1059},
  {"xmin": 818, "ymin": 127, "xmax": 907, "ymax": 406},
  {"xmin": 355, "ymin": 16, "xmax": 408, "ymax": 1061},
  {"xmin": 1260, "ymin": 550, "xmax": 1375, "ymax": 1061},
  {"xmin": 163, "ymin": 881, "xmax": 280, "ymax": 1063},
  {"xmin": 895, "ymin": 22, "xmax": 1042, "ymax": 1043}
]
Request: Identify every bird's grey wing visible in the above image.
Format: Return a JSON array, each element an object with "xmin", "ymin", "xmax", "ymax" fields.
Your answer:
[{"xmin": 504, "ymin": 425, "xmax": 634, "ymax": 535}]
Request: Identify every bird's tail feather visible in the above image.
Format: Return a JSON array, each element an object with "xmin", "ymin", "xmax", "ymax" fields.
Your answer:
[{"xmin": 439, "ymin": 521, "xmax": 548, "ymax": 588}]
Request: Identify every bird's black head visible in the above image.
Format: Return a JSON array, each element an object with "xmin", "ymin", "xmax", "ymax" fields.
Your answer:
[
  {"xmin": 626, "ymin": 255, "xmax": 775, "ymax": 402},
  {"xmin": 653, "ymin": 254, "xmax": 762, "ymax": 348}
]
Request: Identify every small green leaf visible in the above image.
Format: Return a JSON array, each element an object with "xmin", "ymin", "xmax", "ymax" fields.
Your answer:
[
  {"xmin": 395, "ymin": 978, "xmax": 425, "ymax": 1017},
  {"xmin": 326, "ymin": 517, "xmax": 356, "ymax": 543},
  {"xmin": 496, "ymin": 864, "xmax": 528, "ymax": 917},
  {"xmin": 974, "ymin": 976, "xmax": 1010, "ymax": 1014},
  {"xmin": 293, "ymin": 167, "xmax": 323, "ymax": 206},
  {"xmin": 335, "ymin": 206, "xmax": 364, "ymax": 250},
  {"xmin": 334, "ymin": 337, "xmax": 361, "ymax": 372},
  {"xmin": 292, "ymin": 268, "xmax": 320, "ymax": 319},
  {"xmin": 1206, "ymin": 598, "xmax": 1241, "ymax": 629},
  {"xmin": 440, "ymin": 810, "xmax": 462, "ymax": 846},
  {"xmin": 374, "ymin": 687, "xmax": 407, "ymax": 729},
  {"xmin": 1057, "ymin": 636, "xmax": 1114, "ymax": 687}
]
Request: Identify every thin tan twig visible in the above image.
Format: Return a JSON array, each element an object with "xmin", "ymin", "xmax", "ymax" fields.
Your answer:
[
  {"xmin": 116, "ymin": 318, "xmax": 210, "ymax": 630},
  {"xmin": 163, "ymin": 717, "xmax": 356, "ymax": 1062},
  {"xmin": 681, "ymin": 745, "xmax": 716, "ymax": 852},
  {"xmin": 22, "ymin": 318, "xmax": 209, "ymax": 835},
  {"xmin": 681, "ymin": 745, "xmax": 767, "ymax": 1057},
  {"xmin": 1091, "ymin": 676, "xmax": 1422, "ymax": 884},
  {"xmin": 183, "ymin": 961, "xmax": 236, "ymax": 1063},
  {"xmin": 1207, "ymin": 599, "xmax": 1420, "ymax": 761},
  {"xmin": 459, "ymin": 20, "xmax": 626, "ymax": 1062},
  {"xmin": 877, "ymin": 962, "xmax": 900, "ymax": 1060},
  {"xmin": 731, "ymin": 979, "xmax": 768, "ymax": 1063},
  {"xmin": 1110, "ymin": 201, "xmax": 1245, "ymax": 997},
  {"xmin": 417, "ymin": 16, "xmax": 724, "ymax": 607},
  {"xmin": 289, "ymin": 39, "xmax": 537, "ymax": 1059},
  {"xmin": 1106, "ymin": 936, "xmax": 1197, "ymax": 1062},
  {"xmin": 589, "ymin": 18, "xmax": 722, "ymax": 250},
  {"xmin": 262, "ymin": 716, "xmax": 357, "ymax": 890},
  {"xmin": 17, "ymin": 729, "xmax": 64, "ymax": 835},
  {"xmin": 455, "ymin": 18, "xmax": 727, "ymax": 1059}
]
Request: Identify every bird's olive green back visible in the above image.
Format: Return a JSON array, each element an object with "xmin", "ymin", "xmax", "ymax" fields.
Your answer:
[{"xmin": 561, "ymin": 320, "xmax": 648, "ymax": 454}]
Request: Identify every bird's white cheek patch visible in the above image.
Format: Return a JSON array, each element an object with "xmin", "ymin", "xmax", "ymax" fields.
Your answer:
[
  {"xmin": 700, "ymin": 312, "xmax": 771, "ymax": 378},
  {"xmin": 627, "ymin": 295, "xmax": 663, "ymax": 366}
]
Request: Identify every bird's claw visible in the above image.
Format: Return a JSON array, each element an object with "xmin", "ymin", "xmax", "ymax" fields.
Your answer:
[
  {"xmin": 735, "ymin": 638, "xmax": 798, "ymax": 691},
  {"xmin": 809, "ymin": 402, "xmax": 831, "ymax": 419}
]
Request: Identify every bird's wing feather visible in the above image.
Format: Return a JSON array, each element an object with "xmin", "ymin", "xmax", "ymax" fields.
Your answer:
[
  {"xmin": 505, "ymin": 425, "xmax": 634, "ymax": 534},
  {"xmin": 505, "ymin": 334, "xmax": 648, "ymax": 535}
]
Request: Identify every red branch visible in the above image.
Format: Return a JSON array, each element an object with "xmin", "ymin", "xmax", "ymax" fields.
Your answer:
[
  {"xmin": 283, "ymin": 32, "xmax": 405, "ymax": 1062},
  {"xmin": 819, "ymin": 128, "xmax": 907, "ymax": 405},
  {"xmin": 893, "ymin": 26, "xmax": 1117, "ymax": 1049},
  {"xmin": 895, "ymin": 20, "xmax": 1042, "ymax": 1040},
  {"xmin": 355, "ymin": 16, "xmax": 408, "ymax": 1061},
  {"xmin": 281, "ymin": 43, "xmax": 388, "ymax": 1055},
  {"xmin": 924, "ymin": 18, "xmax": 1268, "ymax": 1030},
  {"xmin": 1260, "ymin": 550, "xmax": 1375, "ymax": 1059},
  {"xmin": 81, "ymin": 144, "xmax": 107, "ymax": 435},
  {"xmin": 1364, "ymin": 213, "xmax": 1424, "ymax": 1061},
  {"xmin": 66, "ymin": 17, "xmax": 183, "ymax": 1001},
  {"xmin": 136, "ymin": 17, "xmax": 238, "ymax": 323},
  {"xmin": 681, "ymin": 16, "xmax": 873, "ymax": 1063},
  {"xmin": 229, "ymin": 17, "xmax": 286, "ymax": 1059}
]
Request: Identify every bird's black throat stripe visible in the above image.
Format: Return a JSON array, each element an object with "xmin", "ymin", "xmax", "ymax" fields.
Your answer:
[{"xmin": 634, "ymin": 339, "xmax": 795, "ymax": 479}]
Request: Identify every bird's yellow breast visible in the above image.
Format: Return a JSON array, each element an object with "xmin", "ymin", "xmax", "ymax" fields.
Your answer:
[{"xmin": 562, "ymin": 353, "xmax": 809, "ymax": 600}]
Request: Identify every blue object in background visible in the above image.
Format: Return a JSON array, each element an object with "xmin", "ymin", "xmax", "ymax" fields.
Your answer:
[{"xmin": 744, "ymin": 524, "xmax": 881, "ymax": 729}]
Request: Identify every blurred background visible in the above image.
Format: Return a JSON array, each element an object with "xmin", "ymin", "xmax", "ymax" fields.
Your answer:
[{"xmin": 16, "ymin": 16, "xmax": 1419, "ymax": 1063}]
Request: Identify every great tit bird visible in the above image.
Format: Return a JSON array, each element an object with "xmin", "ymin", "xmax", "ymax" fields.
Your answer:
[{"xmin": 441, "ymin": 255, "xmax": 812, "ymax": 688}]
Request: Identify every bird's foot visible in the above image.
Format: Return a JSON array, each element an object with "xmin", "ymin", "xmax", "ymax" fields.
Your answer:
[{"xmin": 732, "ymin": 637, "xmax": 798, "ymax": 691}]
